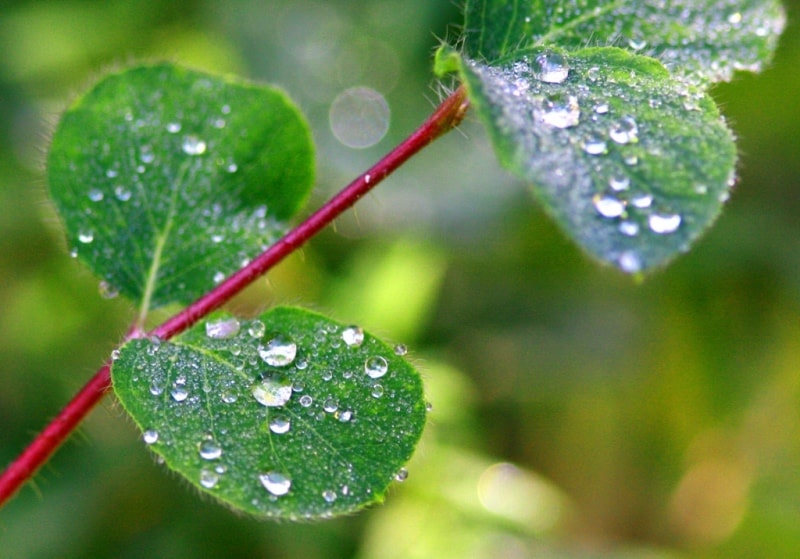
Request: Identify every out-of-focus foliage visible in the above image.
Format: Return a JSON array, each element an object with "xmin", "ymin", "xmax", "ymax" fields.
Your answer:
[{"xmin": 1, "ymin": 1, "xmax": 799, "ymax": 558}]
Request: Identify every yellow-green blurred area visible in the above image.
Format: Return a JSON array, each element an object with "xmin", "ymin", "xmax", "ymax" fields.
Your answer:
[{"xmin": 1, "ymin": 1, "xmax": 800, "ymax": 557}]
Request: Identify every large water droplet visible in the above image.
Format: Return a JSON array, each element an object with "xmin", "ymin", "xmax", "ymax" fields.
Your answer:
[
  {"xmin": 198, "ymin": 437, "xmax": 223, "ymax": 460},
  {"xmin": 259, "ymin": 335, "xmax": 297, "ymax": 367},
  {"xmin": 539, "ymin": 93, "xmax": 580, "ymax": 128},
  {"xmin": 200, "ymin": 468, "xmax": 219, "ymax": 489},
  {"xmin": 532, "ymin": 51, "xmax": 569, "ymax": 83},
  {"xmin": 609, "ymin": 116, "xmax": 639, "ymax": 144},
  {"xmin": 269, "ymin": 415, "xmax": 291, "ymax": 434},
  {"xmin": 648, "ymin": 213, "xmax": 682, "ymax": 234},
  {"xmin": 205, "ymin": 317, "xmax": 241, "ymax": 339},
  {"xmin": 143, "ymin": 429, "xmax": 159, "ymax": 444},
  {"xmin": 593, "ymin": 194, "xmax": 625, "ymax": 218},
  {"xmin": 365, "ymin": 356, "xmax": 388, "ymax": 379},
  {"xmin": 259, "ymin": 472, "xmax": 291, "ymax": 496},
  {"xmin": 252, "ymin": 375, "xmax": 293, "ymax": 407},
  {"xmin": 182, "ymin": 135, "xmax": 207, "ymax": 155},
  {"xmin": 341, "ymin": 326, "xmax": 364, "ymax": 348}
]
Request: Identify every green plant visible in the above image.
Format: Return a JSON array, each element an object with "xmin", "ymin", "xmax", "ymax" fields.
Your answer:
[{"xmin": 0, "ymin": 0, "xmax": 785, "ymax": 525}]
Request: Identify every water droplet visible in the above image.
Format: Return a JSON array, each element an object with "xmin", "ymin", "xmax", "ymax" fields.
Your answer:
[
  {"xmin": 648, "ymin": 213, "xmax": 682, "ymax": 234},
  {"xmin": 582, "ymin": 135, "xmax": 608, "ymax": 155},
  {"xmin": 213, "ymin": 271, "xmax": 225, "ymax": 284},
  {"xmin": 337, "ymin": 410, "xmax": 353, "ymax": 422},
  {"xmin": 628, "ymin": 37, "xmax": 647, "ymax": 51},
  {"xmin": 166, "ymin": 122, "xmax": 181, "ymax": 133},
  {"xmin": 259, "ymin": 472, "xmax": 291, "ymax": 496},
  {"xmin": 365, "ymin": 356, "xmax": 388, "ymax": 379},
  {"xmin": 593, "ymin": 194, "xmax": 625, "ymax": 218},
  {"xmin": 631, "ymin": 193, "xmax": 653, "ymax": 209},
  {"xmin": 221, "ymin": 104, "xmax": 231, "ymax": 115},
  {"xmin": 212, "ymin": 118, "xmax": 226, "ymax": 129},
  {"xmin": 322, "ymin": 489, "xmax": 337, "ymax": 503},
  {"xmin": 78, "ymin": 230, "xmax": 94, "ymax": 244},
  {"xmin": 98, "ymin": 280, "xmax": 119, "ymax": 299},
  {"xmin": 225, "ymin": 159, "xmax": 238, "ymax": 173},
  {"xmin": 198, "ymin": 437, "xmax": 222, "ymax": 460},
  {"xmin": 106, "ymin": 169, "xmax": 118, "ymax": 179},
  {"xmin": 371, "ymin": 384, "xmax": 385, "ymax": 398},
  {"xmin": 323, "ymin": 397, "xmax": 338, "ymax": 413},
  {"xmin": 531, "ymin": 50, "xmax": 569, "ymax": 83},
  {"xmin": 269, "ymin": 415, "xmax": 291, "ymax": 434},
  {"xmin": 728, "ymin": 12, "xmax": 743, "ymax": 25},
  {"xmin": 140, "ymin": 145, "xmax": 155, "ymax": 164},
  {"xmin": 143, "ymin": 429, "xmax": 159, "ymax": 444},
  {"xmin": 342, "ymin": 326, "xmax": 364, "ymax": 348},
  {"xmin": 88, "ymin": 189, "xmax": 104, "ymax": 202},
  {"xmin": 258, "ymin": 334, "xmax": 297, "ymax": 367},
  {"xmin": 395, "ymin": 468, "xmax": 409, "ymax": 482},
  {"xmin": 114, "ymin": 185, "xmax": 132, "ymax": 201},
  {"xmin": 694, "ymin": 184, "xmax": 708, "ymax": 195},
  {"xmin": 299, "ymin": 395, "xmax": 313, "ymax": 407},
  {"xmin": 182, "ymin": 135, "xmax": 207, "ymax": 155},
  {"xmin": 200, "ymin": 468, "xmax": 219, "ymax": 488},
  {"xmin": 594, "ymin": 103, "xmax": 610, "ymax": 114},
  {"xmin": 609, "ymin": 175, "xmax": 630, "ymax": 191},
  {"xmin": 171, "ymin": 385, "xmax": 189, "ymax": 402},
  {"xmin": 69, "ymin": 247, "xmax": 79, "ymax": 258},
  {"xmin": 205, "ymin": 317, "xmax": 240, "ymax": 339},
  {"xmin": 221, "ymin": 389, "xmax": 238, "ymax": 404},
  {"xmin": 609, "ymin": 116, "xmax": 639, "ymax": 144},
  {"xmin": 252, "ymin": 375, "xmax": 293, "ymax": 407},
  {"xmin": 149, "ymin": 378, "xmax": 164, "ymax": 396},
  {"xmin": 426, "ymin": 401, "xmax": 434, "ymax": 412},
  {"xmin": 215, "ymin": 464, "xmax": 227, "ymax": 475},
  {"xmin": 539, "ymin": 93, "xmax": 580, "ymax": 128},
  {"xmin": 110, "ymin": 349, "xmax": 121, "ymax": 361},
  {"xmin": 624, "ymin": 155, "xmax": 639, "ymax": 166},
  {"xmin": 292, "ymin": 380, "xmax": 304, "ymax": 392},
  {"xmin": 619, "ymin": 221, "xmax": 640, "ymax": 236},
  {"xmin": 321, "ymin": 370, "xmax": 333, "ymax": 382},
  {"xmin": 329, "ymin": 86, "xmax": 390, "ymax": 149},
  {"xmin": 248, "ymin": 320, "xmax": 265, "ymax": 338},
  {"xmin": 618, "ymin": 251, "xmax": 642, "ymax": 274},
  {"xmin": 364, "ymin": 173, "xmax": 371, "ymax": 183},
  {"xmin": 393, "ymin": 344, "xmax": 408, "ymax": 356}
]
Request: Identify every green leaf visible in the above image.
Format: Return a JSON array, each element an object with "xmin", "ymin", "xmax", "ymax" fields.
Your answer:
[
  {"xmin": 111, "ymin": 307, "xmax": 426, "ymax": 520},
  {"xmin": 438, "ymin": 46, "xmax": 737, "ymax": 273},
  {"xmin": 464, "ymin": 0, "xmax": 785, "ymax": 83},
  {"xmin": 47, "ymin": 63, "xmax": 314, "ymax": 312}
]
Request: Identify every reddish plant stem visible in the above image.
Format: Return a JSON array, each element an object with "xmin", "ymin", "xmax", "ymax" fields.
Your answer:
[{"xmin": 0, "ymin": 86, "xmax": 469, "ymax": 508}]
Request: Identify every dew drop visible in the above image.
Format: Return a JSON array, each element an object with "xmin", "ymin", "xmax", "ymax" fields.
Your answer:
[
  {"xmin": 393, "ymin": 344, "xmax": 408, "ymax": 356},
  {"xmin": 365, "ymin": 356, "xmax": 388, "ymax": 379},
  {"xmin": 248, "ymin": 320, "xmax": 265, "ymax": 339},
  {"xmin": 258, "ymin": 334, "xmax": 297, "ymax": 367},
  {"xmin": 140, "ymin": 145, "xmax": 155, "ymax": 163},
  {"xmin": 143, "ymin": 429, "xmax": 159, "ymax": 445},
  {"xmin": 166, "ymin": 122, "xmax": 181, "ymax": 133},
  {"xmin": 259, "ymin": 472, "xmax": 291, "ymax": 496},
  {"xmin": 322, "ymin": 489, "xmax": 337, "ymax": 503},
  {"xmin": 106, "ymin": 169, "xmax": 118, "ymax": 179},
  {"xmin": 213, "ymin": 271, "xmax": 225, "ymax": 284},
  {"xmin": 728, "ymin": 12, "xmax": 743, "ymax": 24},
  {"xmin": 171, "ymin": 385, "xmax": 189, "ymax": 402},
  {"xmin": 539, "ymin": 93, "xmax": 580, "ymax": 129},
  {"xmin": 582, "ymin": 135, "xmax": 608, "ymax": 155},
  {"xmin": 593, "ymin": 194, "xmax": 625, "ymax": 218},
  {"xmin": 321, "ymin": 370, "xmax": 333, "ymax": 382},
  {"xmin": 631, "ymin": 193, "xmax": 653, "ymax": 209},
  {"xmin": 609, "ymin": 116, "xmax": 639, "ymax": 144},
  {"xmin": 110, "ymin": 349, "xmax": 121, "ymax": 361},
  {"xmin": 594, "ymin": 103, "xmax": 610, "ymax": 114},
  {"xmin": 395, "ymin": 468, "xmax": 409, "ymax": 482},
  {"xmin": 149, "ymin": 378, "xmax": 165, "ymax": 396},
  {"xmin": 78, "ymin": 230, "xmax": 94, "ymax": 244},
  {"xmin": 618, "ymin": 251, "xmax": 642, "ymax": 274},
  {"xmin": 98, "ymin": 280, "xmax": 119, "ymax": 299},
  {"xmin": 205, "ymin": 317, "xmax": 241, "ymax": 339},
  {"xmin": 609, "ymin": 175, "xmax": 630, "ymax": 191},
  {"xmin": 221, "ymin": 389, "xmax": 239, "ymax": 404},
  {"xmin": 648, "ymin": 213, "xmax": 682, "ymax": 234},
  {"xmin": 69, "ymin": 247, "xmax": 79, "ymax": 258},
  {"xmin": 299, "ymin": 394, "xmax": 313, "ymax": 407},
  {"xmin": 182, "ymin": 135, "xmax": 207, "ymax": 155},
  {"xmin": 198, "ymin": 437, "xmax": 223, "ymax": 460},
  {"xmin": 200, "ymin": 468, "xmax": 219, "ymax": 489},
  {"xmin": 114, "ymin": 185, "xmax": 132, "ymax": 201},
  {"xmin": 371, "ymin": 384, "xmax": 385, "ymax": 398},
  {"xmin": 221, "ymin": 104, "xmax": 231, "ymax": 115},
  {"xmin": 88, "ymin": 189, "xmax": 104, "ymax": 202},
  {"xmin": 694, "ymin": 184, "xmax": 708, "ymax": 195},
  {"xmin": 342, "ymin": 326, "xmax": 365, "ymax": 348},
  {"xmin": 252, "ymin": 375, "xmax": 293, "ymax": 407},
  {"xmin": 532, "ymin": 50, "xmax": 569, "ymax": 83},
  {"xmin": 269, "ymin": 415, "xmax": 291, "ymax": 434},
  {"xmin": 619, "ymin": 221, "xmax": 640, "ymax": 236},
  {"xmin": 628, "ymin": 37, "xmax": 648, "ymax": 51},
  {"xmin": 624, "ymin": 155, "xmax": 639, "ymax": 166},
  {"xmin": 323, "ymin": 397, "xmax": 338, "ymax": 413},
  {"xmin": 338, "ymin": 410, "xmax": 353, "ymax": 422}
]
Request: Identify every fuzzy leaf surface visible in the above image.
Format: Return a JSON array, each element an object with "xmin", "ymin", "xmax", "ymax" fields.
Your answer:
[
  {"xmin": 438, "ymin": 47, "xmax": 736, "ymax": 272},
  {"xmin": 48, "ymin": 63, "xmax": 314, "ymax": 311},
  {"xmin": 111, "ymin": 307, "xmax": 426, "ymax": 520},
  {"xmin": 464, "ymin": 0, "xmax": 785, "ymax": 82}
]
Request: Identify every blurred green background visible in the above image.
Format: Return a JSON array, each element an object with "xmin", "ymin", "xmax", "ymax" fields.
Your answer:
[{"xmin": 1, "ymin": 1, "xmax": 800, "ymax": 557}]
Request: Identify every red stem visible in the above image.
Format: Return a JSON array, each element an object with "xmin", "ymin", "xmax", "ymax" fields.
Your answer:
[{"xmin": 0, "ymin": 86, "xmax": 469, "ymax": 508}]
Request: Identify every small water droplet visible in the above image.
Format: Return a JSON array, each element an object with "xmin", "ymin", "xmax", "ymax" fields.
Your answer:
[
  {"xmin": 628, "ymin": 37, "xmax": 647, "ymax": 51},
  {"xmin": 619, "ymin": 221, "xmax": 640, "ymax": 236},
  {"xmin": 371, "ymin": 384, "xmax": 385, "ymax": 398},
  {"xmin": 140, "ymin": 145, "xmax": 155, "ymax": 163},
  {"xmin": 342, "ymin": 326, "xmax": 364, "ymax": 348},
  {"xmin": 337, "ymin": 410, "xmax": 353, "ymax": 422},
  {"xmin": 200, "ymin": 468, "xmax": 219, "ymax": 488},
  {"xmin": 539, "ymin": 93, "xmax": 580, "ymax": 128},
  {"xmin": 269, "ymin": 415, "xmax": 291, "ymax": 434},
  {"xmin": 212, "ymin": 118, "xmax": 226, "ymax": 129},
  {"xmin": 299, "ymin": 394, "xmax": 313, "ymax": 407},
  {"xmin": 114, "ymin": 185, "xmax": 132, "ymax": 201},
  {"xmin": 248, "ymin": 320, "xmax": 265, "ymax": 339},
  {"xmin": 532, "ymin": 50, "xmax": 569, "ymax": 83},
  {"xmin": 631, "ymin": 193, "xmax": 653, "ymax": 209},
  {"xmin": 582, "ymin": 135, "xmax": 608, "ymax": 155},
  {"xmin": 149, "ymin": 377, "xmax": 164, "ymax": 396},
  {"xmin": 365, "ymin": 356, "xmax": 388, "ymax": 379},
  {"xmin": 393, "ymin": 344, "xmax": 408, "ymax": 356},
  {"xmin": 166, "ymin": 122, "xmax": 181, "ymax": 133},
  {"xmin": 618, "ymin": 251, "xmax": 642, "ymax": 274},
  {"xmin": 364, "ymin": 173, "xmax": 371, "ymax": 183},
  {"xmin": 88, "ymin": 189, "xmax": 104, "ymax": 202},
  {"xmin": 221, "ymin": 389, "xmax": 238, "ymax": 404},
  {"xmin": 323, "ymin": 397, "xmax": 338, "ymax": 413},
  {"xmin": 395, "ymin": 468, "xmax": 409, "ymax": 482},
  {"xmin": 106, "ymin": 169, "xmax": 118, "ymax": 178},
  {"xmin": 594, "ymin": 103, "xmax": 610, "ymax": 114},
  {"xmin": 110, "ymin": 349, "xmax": 121, "ymax": 361},
  {"xmin": 182, "ymin": 135, "xmax": 207, "ymax": 155},
  {"xmin": 609, "ymin": 175, "xmax": 630, "ymax": 191},
  {"xmin": 426, "ymin": 401, "xmax": 434, "ymax": 412},
  {"xmin": 609, "ymin": 116, "xmax": 639, "ymax": 144},
  {"xmin": 171, "ymin": 385, "xmax": 189, "ymax": 402},
  {"xmin": 259, "ymin": 472, "xmax": 291, "ymax": 496},
  {"xmin": 143, "ymin": 429, "xmax": 159, "ymax": 444},
  {"xmin": 648, "ymin": 213, "xmax": 682, "ymax": 234},
  {"xmin": 69, "ymin": 247, "xmax": 79, "ymax": 258},
  {"xmin": 78, "ymin": 230, "xmax": 94, "ymax": 244},
  {"xmin": 98, "ymin": 280, "xmax": 119, "ymax": 299},
  {"xmin": 259, "ymin": 334, "xmax": 297, "ymax": 367},
  {"xmin": 215, "ymin": 464, "xmax": 227, "ymax": 475},
  {"xmin": 252, "ymin": 375, "xmax": 293, "ymax": 407},
  {"xmin": 694, "ymin": 184, "xmax": 708, "ymax": 195},
  {"xmin": 321, "ymin": 370, "xmax": 333, "ymax": 382},
  {"xmin": 728, "ymin": 12, "xmax": 743, "ymax": 25},
  {"xmin": 221, "ymin": 104, "xmax": 231, "ymax": 115},
  {"xmin": 198, "ymin": 437, "xmax": 223, "ymax": 460},
  {"xmin": 322, "ymin": 489, "xmax": 337, "ymax": 503},
  {"xmin": 624, "ymin": 155, "xmax": 639, "ymax": 166},
  {"xmin": 225, "ymin": 159, "xmax": 238, "ymax": 173},
  {"xmin": 205, "ymin": 317, "xmax": 241, "ymax": 339},
  {"xmin": 593, "ymin": 194, "xmax": 625, "ymax": 218},
  {"xmin": 213, "ymin": 271, "xmax": 225, "ymax": 284}
]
